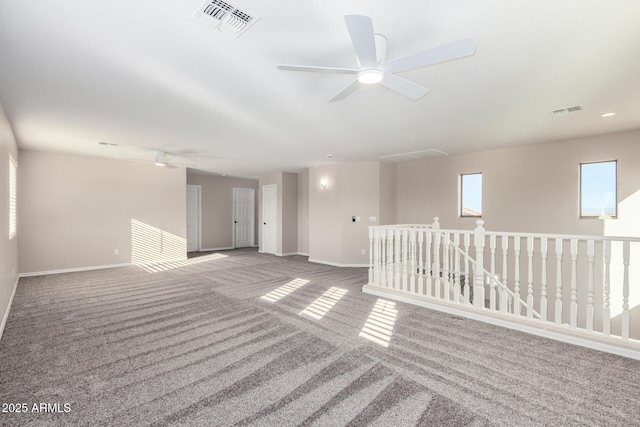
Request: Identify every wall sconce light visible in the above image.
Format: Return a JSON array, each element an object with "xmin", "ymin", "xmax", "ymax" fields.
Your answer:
[{"xmin": 320, "ymin": 179, "xmax": 328, "ymax": 190}]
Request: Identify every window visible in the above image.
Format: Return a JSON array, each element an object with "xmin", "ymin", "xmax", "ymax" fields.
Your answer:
[
  {"xmin": 9, "ymin": 156, "xmax": 16, "ymax": 238},
  {"xmin": 580, "ymin": 160, "xmax": 616, "ymax": 218},
  {"xmin": 460, "ymin": 173, "xmax": 482, "ymax": 217}
]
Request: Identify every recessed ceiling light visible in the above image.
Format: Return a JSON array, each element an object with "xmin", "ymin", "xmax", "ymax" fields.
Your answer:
[
  {"xmin": 98, "ymin": 141, "xmax": 118, "ymax": 147},
  {"xmin": 326, "ymin": 154, "xmax": 334, "ymax": 158},
  {"xmin": 358, "ymin": 69, "xmax": 384, "ymax": 85},
  {"xmin": 221, "ymin": 174, "xmax": 227, "ymax": 177},
  {"xmin": 601, "ymin": 112, "xmax": 616, "ymax": 118}
]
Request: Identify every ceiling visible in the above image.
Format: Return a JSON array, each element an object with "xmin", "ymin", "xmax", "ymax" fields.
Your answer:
[{"xmin": 1, "ymin": 1, "xmax": 639, "ymax": 178}]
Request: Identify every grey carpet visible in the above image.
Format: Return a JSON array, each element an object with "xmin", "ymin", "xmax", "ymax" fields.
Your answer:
[{"xmin": 0, "ymin": 248, "xmax": 639, "ymax": 426}]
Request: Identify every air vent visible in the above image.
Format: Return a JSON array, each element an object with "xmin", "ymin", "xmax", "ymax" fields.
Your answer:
[
  {"xmin": 549, "ymin": 105, "xmax": 583, "ymax": 117},
  {"xmin": 193, "ymin": 0, "xmax": 259, "ymax": 38},
  {"xmin": 379, "ymin": 149, "xmax": 448, "ymax": 162}
]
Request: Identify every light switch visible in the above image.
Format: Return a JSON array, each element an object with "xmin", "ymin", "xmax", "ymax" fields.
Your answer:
[{"xmin": 369, "ymin": 216, "xmax": 377, "ymax": 223}]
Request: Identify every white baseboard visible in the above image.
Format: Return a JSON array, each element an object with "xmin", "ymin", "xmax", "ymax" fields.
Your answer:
[
  {"xmin": 0, "ymin": 276, "xmax": 19, "ymax": 342},
  {"xmin": 297, "ymin": 252, "xmax": 309, "ymax": 256},
  {"xmin": 198, "ymin": 246, "xmax": 234, "ymax": 252},
  {"xmin": 308, "ymin": 258, "xmax": 368, "ymax": 268},
  {"xmin": 362, "ymin": 284, "xmax": 640, "ymax": 361},
  {"xmin": 19, "ymin": 263, "xmax": 132, "ymax": 278},
  {"xmin": 276, "ymin": 252, "xmax": 299, "ymax": 257}
]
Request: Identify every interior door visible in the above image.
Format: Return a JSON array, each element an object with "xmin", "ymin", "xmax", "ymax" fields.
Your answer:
[
  {"xmin": 186, "ymin": 185, "xmax": 200, "ymax": 252},
  {"xmin": 233, "ymin": 188, "xmax": 254, "ymax": 248},
  {"xmin": 262, "ymin": 184, "xmax": 277, "ymax": 254}
]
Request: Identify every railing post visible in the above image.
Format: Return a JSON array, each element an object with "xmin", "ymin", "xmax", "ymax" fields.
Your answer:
[
  {"xmin": 368, "ymin": 227, "xmax": 375, "ymax": 285},
  {"xmin": 409, "ymin": 230, "xmax": 417, "ymax": 293},
  {"xmin": 432, "ymin": 217, "xmax": 441, "ymax": 299},
  {"xmin": 622, "ymin": 241, "xmax": 630, "ymax": 340},
  {"xmin": 417, "ymin": 230, "xmax": 424, "ymax": 295},
  {"xmin": 586, "ymin": 239, "xmax": 595, "ymax": 332},
  {"xmin": 555, "ymin": 238, "xmax": 563, "ymax": 324},
  {"xmin": 453, "ymin": 233, "xmax": 461, "ymax": 303},
  {"xmin": 402, "ymin": 230, "xmax": 409, "ymax": 291},
  {"xmin": 526, "ymin": 236, "xmax": 534, "ymax": 319},
  {"xmin": 603, "ymin": 240, "xmax": 611, "ymax": 336},
  {"xmin": 387, "ymin": 229, "xmax": 394, "ymax": 287},
  {"xmin": 500, "ymin": 235, "xmax": 509, "ymax": 313},
  {"xmin": 540, "ymin": 238, "xmax": 548, "ymax": 322},
  {"xmin": 473, "ymin": 220, "xmax": 486, "ymax": 309},
  {"xmin": 489, "ymin": 234, "xmax": 497, "ymax": 311},
  {"xmin": 380, "ymin": 229, "xmax": 386, "ymax": 287},
  {"xmin": 570, "ymin": 239, "xmax": 578, "ymax": 328}
]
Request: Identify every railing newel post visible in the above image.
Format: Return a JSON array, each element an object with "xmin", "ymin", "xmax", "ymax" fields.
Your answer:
[{"xmin": 368, "ymin": 227, "xmax": 375, "ymax": 285}]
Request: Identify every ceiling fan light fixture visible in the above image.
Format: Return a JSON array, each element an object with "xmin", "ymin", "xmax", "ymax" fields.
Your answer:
[
  {"xmin": 358, "ymin": 69, "xmax": 384, "ymax": 84},
  {"xmin": 155, "ymin": 151, "xmax": 167, "ymax": 166}
]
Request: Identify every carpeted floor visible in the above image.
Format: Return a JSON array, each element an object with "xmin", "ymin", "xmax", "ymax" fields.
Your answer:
[{"xmin": 0, "ymin": 248, "xmax": 639, "ymax": 426}]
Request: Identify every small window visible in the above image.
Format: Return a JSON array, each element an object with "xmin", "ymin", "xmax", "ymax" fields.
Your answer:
[
  {"xmin": 580, "ymin": 160, "xmax": 616, "ymax": 218},
  {"xmin": 460, "ymin": 173, "xmax": 482, "ymax": 217},
  {"xmin": 9, "ymin": 156, "xmax": 16, "ymax": 239}
]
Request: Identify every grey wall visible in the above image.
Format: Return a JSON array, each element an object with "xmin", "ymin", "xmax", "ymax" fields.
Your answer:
[
  {"xmin": 0, "ymin": 100, "xmax": 18, "ymax": 336},
  {"xmin": 186, "ymin": 172, "xmax": 258, "ymax": 250}
]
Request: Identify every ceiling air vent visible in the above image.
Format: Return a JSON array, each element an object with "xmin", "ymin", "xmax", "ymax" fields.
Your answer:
[
  {"xmin": 193, "ymin": 0, "xmax": 259, "ymax": 38},
  {"xmin": 549, "ymin": 105, "xmax": 583, "ymax": 117}
]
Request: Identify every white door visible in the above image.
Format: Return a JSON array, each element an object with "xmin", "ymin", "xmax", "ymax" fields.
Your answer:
[
  {"xmin": 233, "ymin": 188, "xmax": 254, "ymax": 248},
  {"xmin": 262, "ymin": 184, "xmax": 277, "ymax": 254},
  {"xmin": 186, "ymin": 185, "xmax": 200, "ymax": 252}
]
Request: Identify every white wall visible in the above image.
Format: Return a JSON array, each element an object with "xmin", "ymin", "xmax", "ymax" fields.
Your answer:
[
  {"xmin": 0, "ymin": 100, "xmax": 18, "ymax": 336},
  {"xmin": 19, "ymin": 150, "xmax": 187, "ymax": 274}
]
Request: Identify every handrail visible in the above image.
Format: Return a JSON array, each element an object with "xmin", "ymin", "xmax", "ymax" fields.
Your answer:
[
  {"xmin": 371, "ymin": 224, "xmax": 640, "ymax": 243},
  {"xmin": 447, "ymin": 238, "xmax": 541, "ymax": 319}
]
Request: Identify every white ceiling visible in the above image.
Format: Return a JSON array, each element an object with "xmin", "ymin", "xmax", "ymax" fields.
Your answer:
[{"xmin": 1, "ymin": 1, "xmax": 639, "ymax": 178}]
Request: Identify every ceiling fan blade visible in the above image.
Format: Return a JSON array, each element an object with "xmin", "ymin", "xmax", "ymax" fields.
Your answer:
[
  {"xmin": 126, "ymin": 158, "xmax": 153, "ymax": 165},
  {"xmin": 277, "ymin": 64, "xmax": 359, "ymax": 74},
  {"xmin": 379, "ymin": 74, "xmax": 429, "ymax": 100},
  {"xmin": 382, "ymin": 38, "xmax": 476, "ymax": 74},
  {"xmin": 329, "ymin": 79, "xmax": 360, "ymax": 102},
  {"xmin": 344, "ymin": 15, "xmax": 377, "ymax": 69}
]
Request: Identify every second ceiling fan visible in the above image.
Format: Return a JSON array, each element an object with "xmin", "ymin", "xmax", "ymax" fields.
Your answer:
[{"xmin": 278, "ymin": 14, "xmax": 476, "ymax": 102}]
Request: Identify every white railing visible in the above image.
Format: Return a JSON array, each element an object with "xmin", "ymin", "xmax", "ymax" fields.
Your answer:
[{"xmin": 364, "ymin": 217, "xmax": 640, "ymax": 354}]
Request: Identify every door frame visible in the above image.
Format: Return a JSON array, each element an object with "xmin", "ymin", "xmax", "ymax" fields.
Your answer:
[
  {"xmin": 262, "ymin": 184, "xmax": 277, "ymax": 254},
  {"xmin": 232, "ymin": 188, "xmax": 255, "ymax": 248},
  {"xmin": 186, "ymin": 184, "xmax": 202, "ymax": 252}
]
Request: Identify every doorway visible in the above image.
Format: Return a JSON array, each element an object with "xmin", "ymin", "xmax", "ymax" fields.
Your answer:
[
  {"xmin": 262, "ymin": 184, "xmax": 277, "ymax": 254},
  {"xmin": 233, "ymin": 188, "xmax": 255, "ymax": 248}
]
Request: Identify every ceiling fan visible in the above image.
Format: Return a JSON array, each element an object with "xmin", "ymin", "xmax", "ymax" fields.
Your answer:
[
  {"xmin": 278, "ymin": 14, "xmax": 476, "ymax": 102},
  {"xmin": 128, "ymin": 151, "xmax": 196, "ymax": 169}
]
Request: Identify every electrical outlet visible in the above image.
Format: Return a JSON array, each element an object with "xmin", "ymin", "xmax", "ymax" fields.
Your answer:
[
  {"xmin": 356, "ymin": 216, "xmax": 361, "ymax": 222},
  {"xmin": 114, "ymin": 249, "xmax": 119, "ymax": 256},
  {"xmin": 361, "ymin": 249, "xmax": 365, "ymax": 256}
]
